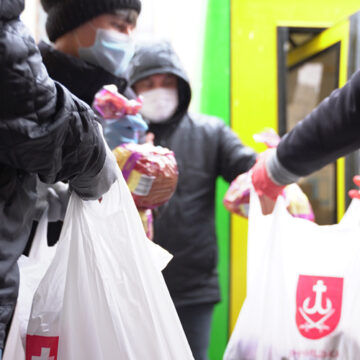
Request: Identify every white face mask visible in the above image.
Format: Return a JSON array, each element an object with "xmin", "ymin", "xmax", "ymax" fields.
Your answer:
[{"xmin": 139, "ymin": 88, "xmax": 179, "ymax": 123}]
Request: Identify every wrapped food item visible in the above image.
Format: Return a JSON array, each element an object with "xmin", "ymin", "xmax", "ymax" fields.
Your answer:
[
  {"xmin": 283, "ymin": 184, "xmax": 315, "ymax": 221},
  {"xmin": 224, "ymin": 129, "xmax": 315, "ymax": 221},
  {"xmin": 252, "ymin": 128, "xmax": 280, "ymax": 148},
  {"xmin": 224, "ymin": 173, "xmax": 314, "ymax": 221},
  {"xmin": 138, "ymin": 209, "xmax": 154, "ymax": 241},
  {"xmin": 93, "ymin": 84, "xmax": 142, "ymax": 119},
  {"xmin": 223, "ymin": 173, "xmax": 251, "ymax": 218},
  {"xmin": 93, "ymin": 85, "xmax": 148, "ymax": 148},
  {"xmin": 113, "ymin": 143, "xmax": 178, "ymax": 209}
]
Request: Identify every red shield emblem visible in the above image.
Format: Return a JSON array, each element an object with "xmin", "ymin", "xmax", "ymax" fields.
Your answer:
[
  {"xmin": 26, "ymin": 335, "xmax": 59, "ymax": 360},
  {"xmin": 296, "ymin": 275, "xmax": 343, "ymax": 340}
]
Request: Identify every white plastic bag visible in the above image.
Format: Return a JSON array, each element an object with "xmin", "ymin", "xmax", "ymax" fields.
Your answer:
[
  {"xmin": 224, "ymin": 191, "xmax": 360, "ymax": 360},
  {"xmin": 147, "ymin": 239, "xmax": 173, "ymax": 271},
  {"xmin": 26, "ymin": 171, "xmax": 193, "ymax": 360},
  {"xmin": 3, "ymin": 212, "xmax": 56, "ymax": 360}
]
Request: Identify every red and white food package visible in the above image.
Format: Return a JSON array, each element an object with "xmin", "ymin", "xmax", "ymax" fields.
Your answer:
[
  {"xmin": 113, "ymin": 143, "xmax": 178, "ymax": 209},
  {"xmin": 224, "ymin": 129, "xmax": 315, "ymax": 221},
  {"xmin": 138, "ymin": 208, "xmax": 154, "ymax": 241},
  {"xmin": 93, "ymin": 85, "xmax": 142, "ymax": 119},
  {"xmin": 224, "ymin": 172, "xmax": 315, "ymax": 221}
]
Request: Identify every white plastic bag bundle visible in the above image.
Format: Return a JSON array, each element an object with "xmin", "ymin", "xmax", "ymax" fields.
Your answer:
[
  {"xmin": 25, "ymin": 171, "xmax": 193, "ymax": 360},
  {"xmin": 224, "ymin": 191, "xmax": 360, "ymax": 360},
  {"xmin": 3, "ymin": 212, "xmax": 56, "ymax": 360}
]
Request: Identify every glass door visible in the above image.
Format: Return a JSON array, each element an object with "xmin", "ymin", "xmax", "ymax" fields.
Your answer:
[{"xmin": 278, "ymin": 12, "xmax": 360, "ymax": 223}]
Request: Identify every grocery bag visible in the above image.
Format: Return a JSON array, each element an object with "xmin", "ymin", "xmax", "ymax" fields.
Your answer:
[
  {"xmin": 224, "ymin": 191, "xmax": 360, "ymax": 360},
  {"xmin": 25, "ymin": 170, "xmax": 193, "ymax": 360},
  {"xmin": 3, "ymin": 212, "xmax": 56, "ymax": 360}
]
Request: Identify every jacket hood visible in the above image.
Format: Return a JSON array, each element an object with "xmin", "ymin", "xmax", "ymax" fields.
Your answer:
[
  {"xmin": 128, "ymin": 40, "xmax": 191, "ymax": 125},
  {"xmin": 0, "ymin": 0, "xmax": 24, "ymax": 20},
  {"xmin": 39, "ymin": 41, "xmax": 128, "ymax": 106}
]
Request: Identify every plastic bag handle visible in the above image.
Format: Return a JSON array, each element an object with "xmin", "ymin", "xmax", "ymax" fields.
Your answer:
[{"xmin": 28, "ymin": 210, "xmax": 49, "ymax": 261}]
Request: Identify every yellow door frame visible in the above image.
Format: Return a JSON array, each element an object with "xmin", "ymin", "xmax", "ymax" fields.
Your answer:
[{"xmin": 230, "ymin": 5, "xmax": 360, "ymax": 332}]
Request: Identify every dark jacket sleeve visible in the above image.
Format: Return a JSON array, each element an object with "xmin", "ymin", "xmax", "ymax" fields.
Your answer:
[
  {"xmin": 276, "ymin": 69, "xmax": 360, "ymax": 178},
  {"xmin": 0, "ymin": 10, "xmax": 116, "ymax": 199},
  {"xmin": 0, "ymin": 0, "xmax": 24, "ymax": 20},
  {"xmin": 217, "ymin": 120, "xmax": 257, "ymax": 183}
]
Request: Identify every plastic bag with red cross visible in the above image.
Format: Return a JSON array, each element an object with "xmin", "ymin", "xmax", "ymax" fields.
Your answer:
[
  {"xmin": 25, "ymin": 168, "xmax": 192, "ymax": 360},
  {"xmin": 224, "ymin": 191, "xmax": 360, "ymax": 360}
]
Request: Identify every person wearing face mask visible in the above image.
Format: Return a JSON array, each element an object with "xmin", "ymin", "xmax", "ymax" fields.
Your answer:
[
  {"xmin": 39, "ymin": 0, "xmax": 147, "ymax": 145},
  {"xmin": 39, "ymin": 0, "xmax": 141, "ymax": 102},
  {"xmin": 29, "ymin": 0, "xmax": 145, "ymax": 245},
  {"xmin": 38, "ymin": 0, "xmax": 146, "ymax": 144},
  {"xmin": 128, "ymin": 40, "xmax": 257, "ymax": 360}
]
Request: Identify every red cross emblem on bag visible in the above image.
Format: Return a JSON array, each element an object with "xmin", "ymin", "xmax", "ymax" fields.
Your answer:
[
  {"xmin": 296, "ymin": 275, "xmax": 343, "ymax": 340},
  {"xmin": 26, "ymin": 335, "xmax": 59, "ymax": 360}
]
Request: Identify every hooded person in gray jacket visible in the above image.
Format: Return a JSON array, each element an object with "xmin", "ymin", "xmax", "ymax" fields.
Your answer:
[
  {"xmin": 0, "ymin": 0, "xmax": 117, "ymax": 354},
  {"xmin": 128, "ymin": 40, "xmax": 257, "ymax": 360}
]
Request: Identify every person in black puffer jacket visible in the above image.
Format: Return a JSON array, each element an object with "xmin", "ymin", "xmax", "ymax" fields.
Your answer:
[
  {"xmin": 128, "ymin": 40, "xmax": 257, "ymax": 360},
  {"xmin": 251, "ymin": 69, "xmax": 360, "ymax": 210},
  {"xmin": 0, "ymin": 0, "xmax": 118, "ymax": 355}
]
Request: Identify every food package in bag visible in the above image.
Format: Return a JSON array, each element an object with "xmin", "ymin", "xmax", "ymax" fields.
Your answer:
[
  {"xmin": 25, "ymin": 169, "xmax": 193, "ymax": 360},
  {"xmin": 113, "ymin": 143, "xmax": 178, "ymax": 209},
  {"xmin": 224, "ymin": 172, "xmax": 314, "ymax": 221},
  {"xmin": 224, "ymin": 192, "xmax": 360, "ymax": 360},
  {"xmin": 138, "ymin": 208, "xmax": 154, "ymax": 240},
  {"xmin": 224, "ymin": 128, "xmax": 314, "ymax": 221}
]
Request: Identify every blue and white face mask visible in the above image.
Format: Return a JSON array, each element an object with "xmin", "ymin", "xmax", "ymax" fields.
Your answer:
[{"xmin": 78, "ymin": 27, "xmax": 135, "ymax": 77}]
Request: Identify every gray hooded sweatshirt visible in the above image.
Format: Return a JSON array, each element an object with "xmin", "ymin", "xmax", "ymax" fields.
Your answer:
[{"xmin": 129, "ymin": 41, "xmax": 257, "ymax": 306}]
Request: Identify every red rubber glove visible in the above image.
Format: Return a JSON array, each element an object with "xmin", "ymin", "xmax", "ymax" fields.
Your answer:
[
  {"xmin": 348, "ymin": 175, "xmax": 360, "ymax": 199},
  {"xmin": 251, "ymin": 150, "xmax": 285, "ymax": 201}
]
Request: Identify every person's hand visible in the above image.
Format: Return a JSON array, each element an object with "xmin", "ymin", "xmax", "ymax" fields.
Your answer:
[
  {"xmin": 103, "ymin": 113, "xmax": 148, "ymax": 147},
  {"xmin": 123, "ymin": 113, "xmax": 148, "ymax": 132},
  {"xmin": 251, "ymin": 149, "xmax": 285, "ymax": 214},
  {"xmin": 118, "ymin": 114, "xmax": 148, "ymax": 144},
  {"xmin": 34, "ymin": 181, "xmax": 70, "ymax": 221},
  {"xmin": 257, "ymin": 194, "xmax": 277, "ymax": 215},
  {"xmin": 348, "ymin": 175, "xmax": 360, "ymax": 199},
  {"xmin": 70, "ymin": 123, "xmax": 119, "ymax": 200}
]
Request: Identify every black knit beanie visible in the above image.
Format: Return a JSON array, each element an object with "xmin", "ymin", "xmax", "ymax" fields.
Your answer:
[{"xmin": 41, "ymin": 0, "xmax": 142, "ymax": 42}]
